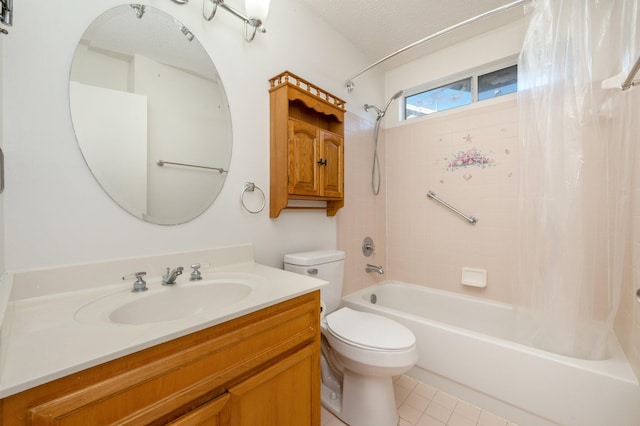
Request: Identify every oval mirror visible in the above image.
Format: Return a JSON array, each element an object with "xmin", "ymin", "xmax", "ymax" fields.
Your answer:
[{"xmin": 69, "ymin": 5, "xmax": 232, "ymax": 225}]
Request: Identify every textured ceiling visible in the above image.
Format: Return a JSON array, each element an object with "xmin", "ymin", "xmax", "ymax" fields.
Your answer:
[
  {"xmin": 299, "ymin": 0, "xmax": 527, "ymax": 70},
  {"xmin": 81, "ymin": 5, "xmax": 219, "ymax": 80}
]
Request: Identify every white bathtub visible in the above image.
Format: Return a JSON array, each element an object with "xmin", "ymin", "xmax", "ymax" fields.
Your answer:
[{"xmin": 342, "ymin": 282, "xmax": 640, "ymax": 426}]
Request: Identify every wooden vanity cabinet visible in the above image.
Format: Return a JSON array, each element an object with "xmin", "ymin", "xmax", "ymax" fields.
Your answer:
[
  {"xmin": 269, "ymin": 71, "xmax": 346, "ymax": 218},
  {"xmin": 0, "ymin": 291, "xmax": 321, "ymax": 426}
]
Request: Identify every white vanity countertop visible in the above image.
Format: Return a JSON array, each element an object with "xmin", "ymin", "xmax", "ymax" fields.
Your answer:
[{"xmin": 0, "ymin": 244, "xmax": 326, "ymax": 398}]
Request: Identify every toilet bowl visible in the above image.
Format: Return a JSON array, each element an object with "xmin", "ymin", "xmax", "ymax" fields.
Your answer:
[
  {"xmin": 284, "ymin": 250, "xmax": 417, "ymax": 426},
  {"xmin": 323, "ymin": 307, "xmax": 418, "ymax": 426}
]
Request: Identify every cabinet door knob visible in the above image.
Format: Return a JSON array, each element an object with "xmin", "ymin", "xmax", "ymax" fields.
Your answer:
[{"xmin": 317, "ymin": 159, "xmax": 327, "ymax": 166}]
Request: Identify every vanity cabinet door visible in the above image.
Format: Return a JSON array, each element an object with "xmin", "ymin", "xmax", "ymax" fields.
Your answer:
[
  {"xmin": 228, "ymin": 344, "xmax": 320, "ymax": 426},
  {"xmin": 167, "ymin": 393, "xmax": 230, "ymax": 426}
]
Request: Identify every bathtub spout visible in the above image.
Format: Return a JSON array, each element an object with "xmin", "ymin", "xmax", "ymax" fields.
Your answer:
[{"xmin": 365, "ymin": 264, "xmax": 384, "ymax": 274}]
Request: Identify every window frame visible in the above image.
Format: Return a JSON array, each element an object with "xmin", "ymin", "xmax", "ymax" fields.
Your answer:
[{"xmin": 402, "ymin": 56, "xmax": 518, "ymax": 120}]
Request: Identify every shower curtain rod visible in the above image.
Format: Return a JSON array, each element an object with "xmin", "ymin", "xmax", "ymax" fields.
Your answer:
[{"xmin": 345, "ymin": 0, "xmax": 531, "ymax": 92}]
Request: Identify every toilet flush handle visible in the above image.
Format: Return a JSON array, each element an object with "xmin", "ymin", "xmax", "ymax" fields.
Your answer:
[{"xmin": 307, "ymin": 268, "xmax": 318, "ymax": 275}]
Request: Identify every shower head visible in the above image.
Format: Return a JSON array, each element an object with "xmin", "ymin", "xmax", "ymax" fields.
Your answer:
[
  {"xmin": 364, "ymin": 90, "xmax": 404, "ymax": 119},
  {"xmin": 382, "ymin": 90, "xmax": 404, "ymax": 112},
  {"xmin": 391, "ymin": 90, "xmax": 404, "ymax": 101}
]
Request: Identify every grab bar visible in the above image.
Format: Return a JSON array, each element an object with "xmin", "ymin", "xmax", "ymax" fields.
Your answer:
[
  {"xmin": 621, "ymin": 55, "xmax": 640, "ymax": 90},
  {"xmin": 427, "ymin": 191, "xmax": 478, "ymax": 225},
  {"xmin": 157, "ymin": 160, "xmax": 227, "ymax": 174}
]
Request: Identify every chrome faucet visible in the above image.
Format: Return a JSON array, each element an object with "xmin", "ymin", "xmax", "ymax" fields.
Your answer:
[
  {"xmin": 365, "ymin": 264, "xmax": 384, "ymax": 274},
  {"xmin": 162, "ymin": 266, "xmax": 184, "ymax": 285}
]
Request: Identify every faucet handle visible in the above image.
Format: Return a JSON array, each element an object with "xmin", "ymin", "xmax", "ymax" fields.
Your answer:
[
  {"xmin": 190, "ymin": 263, "xmax": 202, "ymax": 281},
  {"xmin": 189, "ymin": 263, "xmax": 211, "ymax": 281},
  {"xmin": 122, "ymin": 272, "xmax": 148, "ymax": 293}
]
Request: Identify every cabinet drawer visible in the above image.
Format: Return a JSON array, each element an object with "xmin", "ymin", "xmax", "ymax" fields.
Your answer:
[{"xmin": 3, "ymin": 292, "xmax": 320, "ymax": 425}]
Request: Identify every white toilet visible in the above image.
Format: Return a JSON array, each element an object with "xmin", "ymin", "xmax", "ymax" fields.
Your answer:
[{"xmin": 284, "ymin": 250, "xmax": 418, "ymax": 426}]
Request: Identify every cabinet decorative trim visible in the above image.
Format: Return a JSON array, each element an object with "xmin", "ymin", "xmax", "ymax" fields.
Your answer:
[{"xmin": 269, "ymin": 71, "xmax": 346, "ymax": 116}]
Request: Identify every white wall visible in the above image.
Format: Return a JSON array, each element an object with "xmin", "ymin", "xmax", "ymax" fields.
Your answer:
[{"xmin": 2, "ymin": 0, "xmax": 382, "ymax": 272}]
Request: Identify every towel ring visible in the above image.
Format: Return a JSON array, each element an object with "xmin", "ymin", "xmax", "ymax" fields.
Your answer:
[{"xmin": 241, "ymin": 182, "xmax": 265, "ymax": 214}]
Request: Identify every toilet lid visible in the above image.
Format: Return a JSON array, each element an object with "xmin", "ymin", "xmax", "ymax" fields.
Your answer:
[{"xmin": 326, "ymin": 307, "xmax": 415, "ymax": 350}]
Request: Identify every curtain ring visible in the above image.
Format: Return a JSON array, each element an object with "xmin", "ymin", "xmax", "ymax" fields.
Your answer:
[{"xmin": 241, "ymin": 182, "xmax": 265, "ymax": 214}]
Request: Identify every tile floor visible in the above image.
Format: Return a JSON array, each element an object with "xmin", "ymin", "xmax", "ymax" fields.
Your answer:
[{"xmin": 321, "ymin": 375, "xmax": 518, "ymax": 426}]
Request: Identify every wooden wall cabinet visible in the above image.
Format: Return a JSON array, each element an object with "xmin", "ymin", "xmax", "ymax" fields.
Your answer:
[
  {"xmin": 269, "ymin": 71, "xmax": 346, "ymax": 218},
  {"xmin": 0, "ymin": 292, "xmax": 321, "ymax": 426}
]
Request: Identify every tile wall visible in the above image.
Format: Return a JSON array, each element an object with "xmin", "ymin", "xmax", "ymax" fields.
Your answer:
[
  {"xmin": 385, "ymin": 99, "xmax": 519, "ymax": 303},
  {"xmin": 337, "ymin": 112, "xmax": 388, "ymax": 296}
]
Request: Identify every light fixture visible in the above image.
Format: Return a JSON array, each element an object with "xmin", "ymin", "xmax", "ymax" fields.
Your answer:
[
  {"xmin": 1, "ymin": 0, "xmax": 13, "ymax": 27},
  {"xmin": 171, "ymin": 0, "xmax": 270, "ymax": 42},
  {"xmin": 203, "ymin": 0, "xmax": 269, "ymax": 42},
  {"xmin": 245, "ymin": 0, "xmax": 270, "ymax": 25}
]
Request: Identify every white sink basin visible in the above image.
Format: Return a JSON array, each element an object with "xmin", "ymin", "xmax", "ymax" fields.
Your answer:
[
  {"xmin": 110, "ymin": 282, "xmax": 252, "ymax": 325},
  {"xmin": 75, "ymin": 276, "xmax": 262, "ymax": 325}
]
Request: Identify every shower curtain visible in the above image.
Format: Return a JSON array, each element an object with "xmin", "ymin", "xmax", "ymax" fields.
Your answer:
[{"xmin": 516, "ymin": 0, "xmax": 638, "ymax": 359}]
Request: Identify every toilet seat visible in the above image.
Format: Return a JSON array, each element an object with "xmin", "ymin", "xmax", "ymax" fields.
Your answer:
[{"xmin": 326, "ymin": 307, "xmax": 415, "ymax": 351}]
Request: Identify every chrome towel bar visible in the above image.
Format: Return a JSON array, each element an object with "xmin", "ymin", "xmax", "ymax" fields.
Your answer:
[
  {"xmin": 157, "ymin": 160, "xmax": 227, "ymax": 173},
  {"xmin": 427, "ymin": 191, "xmax": 478, "ymax": 225}
]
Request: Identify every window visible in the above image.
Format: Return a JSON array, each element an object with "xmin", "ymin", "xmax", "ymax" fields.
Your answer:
[
  {"xmin": 404, "ymin": 63, "xmax": 517, "ymax": 120},
  {"xmin": 405, "ymin": 78, "xmax": 471, "ymax": 119},
  {"xmin": 478, "ymin": 65, "xmax": 518, "ymax": 101}
]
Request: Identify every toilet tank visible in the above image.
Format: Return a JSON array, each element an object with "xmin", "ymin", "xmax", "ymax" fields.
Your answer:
[{"xmin": 284, "ymin": 250, "xmax": 345, "ymax": 314}]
